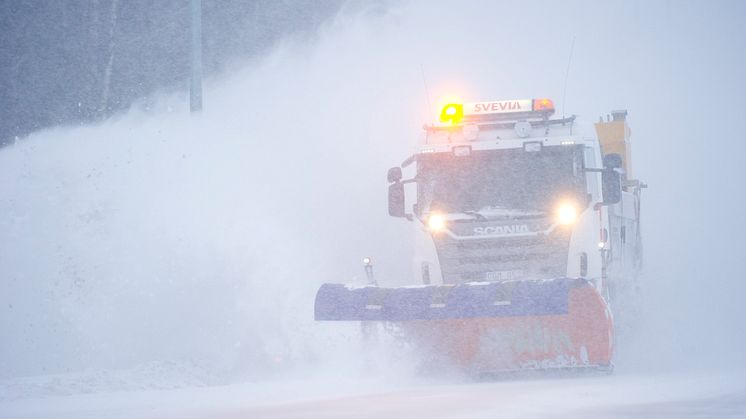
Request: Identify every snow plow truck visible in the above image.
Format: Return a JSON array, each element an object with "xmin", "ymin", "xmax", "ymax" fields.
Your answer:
[{"xmin": 315, "ymin": 98, "xmax": 644, "ymax": 373}]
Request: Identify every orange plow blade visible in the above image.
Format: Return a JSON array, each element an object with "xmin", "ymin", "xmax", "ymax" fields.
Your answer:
[
  {"xmin": 402, "ymin": 285, "xmax": 614, "ymax": 371},
  {"xmin": 315, "ymin": 278, "xmax": 614, "ymax": 372}
]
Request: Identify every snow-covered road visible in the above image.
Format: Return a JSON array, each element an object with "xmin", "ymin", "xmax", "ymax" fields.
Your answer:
[{"xmin": 2, "ymin": 371, "xmax": 744, "ymax": 418}]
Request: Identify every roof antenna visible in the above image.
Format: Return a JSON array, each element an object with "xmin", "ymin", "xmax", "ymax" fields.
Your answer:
[
  {"xmin": 420, "ymin": 63, "xmax": 434, "ymax": 126},
  {"xmin": 561, "ymin": 36, "xmax": 576, "ymax": 120}
]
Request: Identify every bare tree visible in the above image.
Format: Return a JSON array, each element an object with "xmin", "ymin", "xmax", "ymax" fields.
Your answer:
[{"xmin": 98, "ymin": 0, "xmax": 119, "ymax": 116}]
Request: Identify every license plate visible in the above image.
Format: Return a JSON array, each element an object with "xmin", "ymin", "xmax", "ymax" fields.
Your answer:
[{"xmin": 485, "ymin": 269, "xmax": 524, "ymax": 281}]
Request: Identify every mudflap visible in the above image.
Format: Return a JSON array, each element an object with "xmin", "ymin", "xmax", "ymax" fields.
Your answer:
[{"xmin": 315, "ymin": 278, "xmax": 614, "ymax": 372}]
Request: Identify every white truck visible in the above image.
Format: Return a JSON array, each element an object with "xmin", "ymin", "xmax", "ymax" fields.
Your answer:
[{"xmin": 316, "ymin": 98, "xmax": 644, "ymax": 372}]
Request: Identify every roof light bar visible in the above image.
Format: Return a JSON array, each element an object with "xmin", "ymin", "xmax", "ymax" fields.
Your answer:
[{"xmin": 438, "ymin": 98, "xmax": 556, "ymax": 126}]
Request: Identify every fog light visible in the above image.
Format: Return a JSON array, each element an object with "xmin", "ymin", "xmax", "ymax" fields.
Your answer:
[
  {"xmin": 524, "ymin": 141, "xmax": 542, "ymax": 152},
  {"xmin": 453, "ymin": 145, "xmax": 472, "ymax": 157}
]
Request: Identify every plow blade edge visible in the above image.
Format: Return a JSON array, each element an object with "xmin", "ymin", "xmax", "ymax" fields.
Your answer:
[{"xmin": 314, "ymin": 278, "xmax": 613, "ymax": 371}]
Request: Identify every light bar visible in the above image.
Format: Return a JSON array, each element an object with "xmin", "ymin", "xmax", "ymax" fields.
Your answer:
[{"xmin": 439, "ymin": 98, "xmax": 555, "ymax": 125}]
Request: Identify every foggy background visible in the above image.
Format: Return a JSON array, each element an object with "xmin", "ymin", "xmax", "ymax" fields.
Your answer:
[{"xmin": 1, "ymin": 0, "xmax": 745, "ymax": 394}]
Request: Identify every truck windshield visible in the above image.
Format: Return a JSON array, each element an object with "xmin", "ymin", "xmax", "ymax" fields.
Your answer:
[{"xmin": 416, "ymin": 145, "xmax": 587, "ymax": 215}]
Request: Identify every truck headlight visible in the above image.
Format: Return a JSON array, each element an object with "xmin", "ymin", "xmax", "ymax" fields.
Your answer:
[
  {"xmin": 427, "ymin": 213, "xmax": 447, "ymax": 232},
  {"xmin": 556, "ymin": 202, "xmax": 578, "ymax": 225}
]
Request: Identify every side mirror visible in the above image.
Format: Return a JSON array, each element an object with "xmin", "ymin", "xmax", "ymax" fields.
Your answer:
[
  {"xmin": 388, "ymin": 182, "xmax": 405, "ymax": 217},
  {"xmin": 387, "ymin": 167, "xmax": 402, "ymax": 183},
  {"xmin": 602, "ymin": 168, "xmax": 621, "ymax": 205}
]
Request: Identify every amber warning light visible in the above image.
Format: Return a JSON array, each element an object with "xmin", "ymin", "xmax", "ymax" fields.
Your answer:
[
  {"xmin": 532, "ymin": 98, "xmax": 555, "ymax": 112},
  {"xmin": 439, "ymin": 103, "xmax": 464, "ymax": 124}
]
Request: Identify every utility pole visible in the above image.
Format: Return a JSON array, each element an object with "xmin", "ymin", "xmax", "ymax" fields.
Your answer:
[{"xmin": 190, "ymin": 0, "xmax": 203, "ymax": 112}]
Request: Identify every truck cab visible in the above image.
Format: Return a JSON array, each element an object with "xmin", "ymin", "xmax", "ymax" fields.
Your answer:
[{"xmin": 388, "ymin": 99, "xmax": 643, "ymax": 302}]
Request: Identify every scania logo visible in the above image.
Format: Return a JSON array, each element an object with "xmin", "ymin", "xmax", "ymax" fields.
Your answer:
[{"xmin": 473, "ymin": 225, "xmax": 530, "ymax": 235}]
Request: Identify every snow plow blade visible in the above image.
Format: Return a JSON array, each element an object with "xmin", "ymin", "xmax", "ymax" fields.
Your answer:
[{"xmin": 315, "ymin": 278, "xmax": 613, "ymax": 371}]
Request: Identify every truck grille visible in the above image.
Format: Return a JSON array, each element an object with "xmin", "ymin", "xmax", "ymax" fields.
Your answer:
[{"xmin": 433, "ymin": 232, "xmax": 570, "ymax": 284}]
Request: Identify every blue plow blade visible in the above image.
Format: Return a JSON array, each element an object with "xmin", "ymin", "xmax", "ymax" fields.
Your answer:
[{"xmin": 314, "ymin": 278, "xmax": 579, "ymax": 321}]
